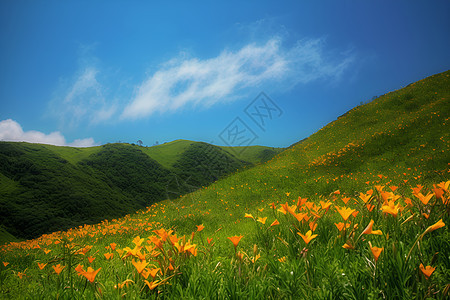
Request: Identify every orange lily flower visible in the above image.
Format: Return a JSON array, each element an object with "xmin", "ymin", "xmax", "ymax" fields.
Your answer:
[
  {"xmin": 52, "ymin": 264, "xmax": 65, "ymax": 275},
  {"xmin": 244, "ymin": 213, "xmax": 254, "ymax": 219},
  {"xmin": 419, "ymin": 263, "xmax": 435, "ymax": 279},
  {"xmin": 196, "ymin": 224, "xmax": 205, "ymax": 232},
  {"xmin": 227, "ymin": 236, "xmax": 243, "ymax": 249},
  {"xmin": 37, "ymin": 262, "xmax": 47, "ymax": 270},
  {"xmin": 369, "ymin": 242, "xmax": 383, "ymax": 262},
  {"xmin": 257, "ymin": 217, "xmax": 267, "ymax": 224},
  {"xmin": 380, "ymin": 200, "xmax": 401, "ymax": 217},
  {"xmin": 362, "ymin": 220, "xmax": 383, "ymax": 235},
  {"xmin": 104, "ymin": 252, "xmax": 114, "ymax": 260},
  {"xmin": 341, "ymin": 197, "xmax": 350, "ymax": 205},
  {"xmin": 359, "ymin": 192, "xmax": 371, "ymax": 203},
  {"xmin": 132, "ymin": 259, "xmax": 148, "ymax": 274},
  {"xmin": 110, "ymin": 243, "xmax": 117, "ymax": 251},
  {"xmin": 415, "ymin": 192, "xmax": 434, "ymax": 205},
  {"xmin": 270, "ymin": 219, "xmax": 280, "ymax": 227},
  {"xmin": 297, "ymin": 230, "xmax": 318, "ymax": 244},
  {"xmin": 343, "ymin": 242, "xmax": 355, "ymax": 250},
  {"xmin": 319, "ymin": 200, "xmax": 332, "ymax": 211},
  {"xmin": 144, "ymin": 279, "xmax": 163, "ymax": 290},
  {"xmin": 335, "ymin": 206, "xmax": 356, "ymax": 221},
  {"xmin": 81, "ymin": 267, "xmax": 101, "ymax": 283},
  {"xmin": 425, "ymin": 219, "xmax": 445, "ymax": 234},
  {"xmin": 75, "ymin": 264, "xmax": 85, "ymax": 276},
  {"xmin": 132, "ymin": 236, "xmax": 145, "ymax": 246}
]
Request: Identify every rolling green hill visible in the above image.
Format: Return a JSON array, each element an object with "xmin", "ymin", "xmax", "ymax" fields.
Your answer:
[{"xmin": 0, "ymin": 140, "xmax": 281, "ymax": 241}]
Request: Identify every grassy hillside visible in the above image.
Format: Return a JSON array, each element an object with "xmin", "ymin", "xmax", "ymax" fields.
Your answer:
[
  {"xmin": 0, "ymin": 71, "xmax": 449, "ymax": 299},
  {"xmin": 0, "ymin": 141, "xmax": 280, "ymax": 240}
]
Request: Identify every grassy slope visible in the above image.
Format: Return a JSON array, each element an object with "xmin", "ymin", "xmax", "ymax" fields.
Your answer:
[
  {"xmin": 155, "ymin": 70, "xmax": 449, "ymax": 236},
  {"xmin": 0, "ymin": 71, "xmax": 448, "ymax": 299}
]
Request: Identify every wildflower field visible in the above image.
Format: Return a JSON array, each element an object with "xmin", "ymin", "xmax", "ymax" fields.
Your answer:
[{"xmin": 0, "ymin": 71, "xmax": 449, "ymax": 299}]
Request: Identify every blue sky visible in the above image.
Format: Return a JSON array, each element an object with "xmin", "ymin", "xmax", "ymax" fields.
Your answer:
[{"xmin": 0, "ymin": 0, "xmax": 449, "ymax": 149}]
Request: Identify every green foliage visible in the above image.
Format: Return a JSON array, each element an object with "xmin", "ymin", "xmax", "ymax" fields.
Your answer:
[{"xmin": 0, "ymin": 141, "xmax": 279, "ymax": 240}]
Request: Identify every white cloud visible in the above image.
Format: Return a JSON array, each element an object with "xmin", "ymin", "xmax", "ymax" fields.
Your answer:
[
  {"xmin": 121, "ymin": 37, "xmax": 354, "ymax": 119},
  {"xmin": 50, "ymin": 66, "xmax": 116, "ymax": 127},
  {"xmin": 0, "ymin": 119, "xmax": 96, "ymax": 147}
]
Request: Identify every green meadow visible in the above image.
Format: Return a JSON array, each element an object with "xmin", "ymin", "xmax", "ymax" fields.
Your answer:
[{"xmin": 0, "ymin": 71, "xmax": 449, "ymax": 299}]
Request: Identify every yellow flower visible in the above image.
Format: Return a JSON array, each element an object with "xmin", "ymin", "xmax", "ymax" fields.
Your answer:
[
  {"xmin": 244, "ymin": 213, "xmax": 254, "ymax": 219},
  {"xmin": 257, "ymin": 217, "xmax": 267, "ymax": 224}
]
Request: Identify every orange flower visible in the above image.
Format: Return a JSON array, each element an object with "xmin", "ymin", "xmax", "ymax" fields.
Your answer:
[
  {"xmin": 257, "ymin": 217, "xmax": 267, "ymax": 224},
  {"xmin": 412, "ymin": 184, "xmax": 423, "ymax": 195},
  {"xmin": 104, "ymin": 252, "xmax": 114, "ymax": 260},
  {"xmin": 366, "ymin": 204, "xmax": 375, "ymax": 212},
  {"xmin": 335, "ymin": 206, "xmax": 356, "ymax": 221},
  {"xmin": 419, "ymin": 263, "xmax": 436, "ymax": 279},
  {"xmin": 341, "ymin": 197, "xmax": 350, "ymax": 205},
  {"xmin": 244, "ymin": 213, "xmax": 254, "ymax": 219},
  {"xmin": 132, "ymin": 236, "xmax": 145, "ymax": 246},
  {"xmin": 381, "ymin": 200, "xmax": 401, "ymax": 217},
  {"xmin": 2, "ymin": 262, "xmax": 9, "ymax": 267},
  {"xmin": 359, "ymin": 192, "xmax": 371, "ymax": 203},
  {"xmin": 207, "ymin": 237, "xmax": 213, "ymax": 244},
  {"xmin": 75, "ymin": 264, "xmax": 85, "ymax": 276},
  {"xmin": 52, "ymin": 264, "xmax": 65, "ymax": 275},
  {"xmin": 319, "ymin": 200, "xmax": 332, "ymax": 211},
  {"xmin": 362, "ymin": 220, "xmax": 382, "ymax": 235},
  {"xmin": 37, "ymin": 262, "xmax": 47, "ymax": 270},
  {"xmin": 88, "ymin": 256, "xmax": 96, "ymax": 264},
  {"xmin": 369, "ymin": 242, "xmax": 383, "ymax": 262},
  {"xmin": 297, "ymin": 230, "xmax": 318, "ymax": 244},
  {"xmin": 196, "ymin": 224, "xmax": 205, "ymax": 232},
  {"xmin": 309, "ymin": 221, "xmax": 317, "ymax": 232},
  {"xmin": 389, "ymin": 186, "xmax": 398, "ymax": 192},
  {"xmin": 81, "ymin": 267, "xmax": 101, "ymax": 283},
  {"xmin": 342, "ymin": 242, "xmax": 355, "ymax": 250},
  {"xmin": 110, "ymin": 243, "xmax": 117, "ymax": 251},
  {"xmin": 227, "ymin": 236, "xmax": 243, "ymax": 249},
  {"xmin": 425, "ymin": 219, "xmax": 445, "ymax": 234},
  {"xmin": 116, "ymin": 279, "xmax": 134, "ymax": 289},
  {"xmin": 132, "ymin": 259, "xmax": 148, "ymax": 274},
  {"xmin": 270, "ymin": 219, "xmax": 280, "ymax": 227},
  {"xmin": 415, "ymin": 192, "xmax": 434, "ymax": 205},
  {"xmin": 144, "ymin": 279, "xmax": 163, "ymax": 290}
]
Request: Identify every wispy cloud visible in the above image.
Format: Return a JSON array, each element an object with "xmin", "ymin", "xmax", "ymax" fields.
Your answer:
[
  {"xmin": 50, "ymin": 66, "xmax": 116, "ymax": 127},
  {"xmin": 0, "ymin": 119, "xmax": 96, "ymax": 147},
  {"xmin": 121, "ymin": 37, "xmax": 354, "ymax": 119}
]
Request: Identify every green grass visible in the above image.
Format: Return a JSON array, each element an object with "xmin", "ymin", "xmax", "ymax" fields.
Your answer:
[
  {"xmin": 0, "ymin": 70, "xmax": 449, "ymax": 299},
  {"xmin": 0, "ymin": 140, "xmax": 279, "ymax": 240}
]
